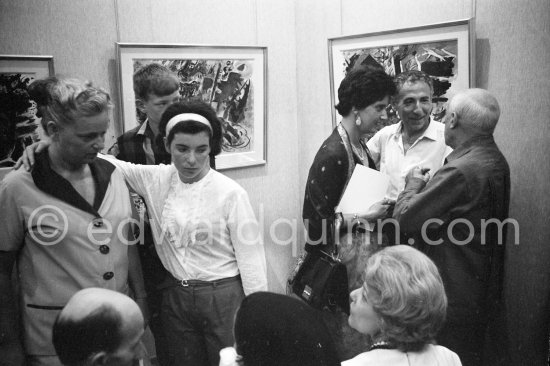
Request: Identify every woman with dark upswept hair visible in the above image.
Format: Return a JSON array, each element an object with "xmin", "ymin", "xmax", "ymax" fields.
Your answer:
[
  {"xmin": 301, "ymin": 66, "xmax": 396, "ymax": 360},
  {"xmin": 303, "ymin": 67, "xmax": 396, "ymax": 286}
]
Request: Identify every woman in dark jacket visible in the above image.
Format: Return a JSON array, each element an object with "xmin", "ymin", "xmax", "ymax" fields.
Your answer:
[
  {"xmin": 303, "ymin": 66, "xmax": 396, "ymax": 289},
  {"xmin": 301, "ymin": 66, "xmax": 396, "ymax": 360}
]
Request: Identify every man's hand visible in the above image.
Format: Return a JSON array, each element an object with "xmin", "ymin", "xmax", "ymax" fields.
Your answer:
[
  {"xmin": 405, "ymin": 166, "xmax": 431, "ymax": 184},
  {"xmin": 359, "ymin": 198, "xmax": 396, "ymax": 221},
  {"xmin": 13, "ymin": 140, "xmax": 50, "ymax": 171}
]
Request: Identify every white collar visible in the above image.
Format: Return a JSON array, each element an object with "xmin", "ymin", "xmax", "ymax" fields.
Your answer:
[
  {"xmin": 137, "ymin": 119, "xmax": 149, "ymax": 136},
  {"xmin": 393, "ymin": 117, "xmax": 439, "ymax": 142}
]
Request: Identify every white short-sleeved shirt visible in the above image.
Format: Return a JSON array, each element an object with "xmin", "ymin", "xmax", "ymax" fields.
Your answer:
[
  {"xmin": 101, "ymin": 154, "xmax": 268, "ymax": 295},
  {"xmin": 367, "ymin": 120, "xmax": 451, "ymax": 200}
]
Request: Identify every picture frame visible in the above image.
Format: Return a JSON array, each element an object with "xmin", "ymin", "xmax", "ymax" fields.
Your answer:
[
  {"xmin": 0, "ymin": 55, "xmax": 54, "ymax": 168},
  {"xmin": 328, "ymin": 19, "xmax": 475, "ymax": 128},
  {"xmin": 116, "ymin": 43, "xmax": 268, "ymax": 170}
]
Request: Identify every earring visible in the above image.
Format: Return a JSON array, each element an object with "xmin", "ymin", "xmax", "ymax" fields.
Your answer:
[{"xmin": 355, "ymin": 114, "xmax": 361, "ymax": 126}]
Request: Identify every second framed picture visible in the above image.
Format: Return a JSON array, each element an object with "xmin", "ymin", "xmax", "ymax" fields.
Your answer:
[
  {"xmin": 117, "ymin": 43, "xmax": 267, "ymax": 170},
  {"xmin": 0, "ymin": 55, "xmax": 54, "ymax": 170},
  {"xmin": 328, "ymin": 19, "xmax": 475, "ymax": 128}
]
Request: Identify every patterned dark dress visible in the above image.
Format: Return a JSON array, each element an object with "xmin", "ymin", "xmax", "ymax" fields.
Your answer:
[{"xmin": 302, "ymin": 124, "xmax": 383, "ymax": 360}]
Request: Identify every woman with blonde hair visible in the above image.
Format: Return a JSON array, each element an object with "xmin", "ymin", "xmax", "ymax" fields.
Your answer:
[
  {"xmin": 344, "ymin": 245, "xmax": 462, "ymax": 365},
  {"xmin": 0, "ymin": 77, "xmax": 145, "ymax": 365}
]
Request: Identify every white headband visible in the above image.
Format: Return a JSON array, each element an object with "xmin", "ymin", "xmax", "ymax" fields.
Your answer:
[{"xmin": 165, "ymin": 113, "xmax": 213, "ymax": 136}]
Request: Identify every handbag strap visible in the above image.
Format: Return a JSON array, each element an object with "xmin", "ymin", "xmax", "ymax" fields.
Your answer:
[{"xmin": 326, "ymin": 212, "xmax": 343, "ymax": 258}]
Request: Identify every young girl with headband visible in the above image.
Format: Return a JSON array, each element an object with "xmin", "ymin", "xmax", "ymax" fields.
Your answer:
[{"xmin": 108, "ymin": 100, "xmax": 267, "ymax": 366}]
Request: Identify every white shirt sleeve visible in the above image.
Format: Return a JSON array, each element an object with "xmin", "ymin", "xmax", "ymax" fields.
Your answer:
[
  {"xmin": 367, "ymin": 131, "xmax": 382, "ymax": 168},
  {"xmin": 99, "ymin": 153, "xmax": 160, "ymax": 197},
  {"xmin": 226, "ymin": 189, "xmax": 268, "ymax": 295}
]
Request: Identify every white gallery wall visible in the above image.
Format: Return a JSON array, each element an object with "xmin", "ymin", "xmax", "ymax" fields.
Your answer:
[{"xmin": 1, "ymin": 0, "xmax": 549, "ymax": 364}]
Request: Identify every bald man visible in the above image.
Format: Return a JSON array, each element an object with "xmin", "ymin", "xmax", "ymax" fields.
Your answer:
[
  {"xmin": 52, "ymin": 288, "xmax": 146, "ymax": 366},
  {"xmin": 393, "ymin": 88, "xmax": 510, "ymax": 366}
]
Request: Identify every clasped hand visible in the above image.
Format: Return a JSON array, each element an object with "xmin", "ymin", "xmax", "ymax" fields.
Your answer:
[
  {"xmin": 345, "ymin": 198, "xmax": 395, "ymax": 225},
  {"xmin": 405, "ymin": 166, "xmax": 431, "ymax": 184}
]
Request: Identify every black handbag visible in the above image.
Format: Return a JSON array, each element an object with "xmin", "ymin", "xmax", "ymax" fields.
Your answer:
[{"xmin": 289, "ymin": 213, "xmax": 350, "ymax": 314}]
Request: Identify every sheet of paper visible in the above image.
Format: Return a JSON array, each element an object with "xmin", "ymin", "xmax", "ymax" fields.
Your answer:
[{"xmin": 336, "ymin": 164, "xmax": 389, "ymax": 214}]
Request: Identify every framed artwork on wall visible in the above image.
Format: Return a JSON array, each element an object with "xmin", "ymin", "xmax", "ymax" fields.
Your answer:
[
  {"xmin": 116, "ymin": 43, "xmax": 268, "ymax": 170},
  {"xmin": 0, "ymin": 55, "xmax": 54, "ymax": 169},
  {"xmin": 328, "ymin": 19, "xmax": 475, "ymax": 129}
]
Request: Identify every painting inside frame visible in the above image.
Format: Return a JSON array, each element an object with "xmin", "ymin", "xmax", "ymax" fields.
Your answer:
[
  {"xmin": 0, "ymin": 55, "xmax": 54, "ymax": 168},
  {"xmin": 329, "ymin": 19, "xmax": 474, "ymax": 131},
  {"xmin": 117, "ymin": 44, "xmax": 267, "ymax": 170}
]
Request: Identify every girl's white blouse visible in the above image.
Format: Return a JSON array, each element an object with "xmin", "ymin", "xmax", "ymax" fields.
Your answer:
[{"xmin": 101, "ymin": 154, "xmax": 267, "ymax": 295}]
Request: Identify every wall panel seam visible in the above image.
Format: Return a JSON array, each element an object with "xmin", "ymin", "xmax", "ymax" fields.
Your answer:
[{"xmin": 113, "ymin": 0, "xmax": 121, "ymax": 42}]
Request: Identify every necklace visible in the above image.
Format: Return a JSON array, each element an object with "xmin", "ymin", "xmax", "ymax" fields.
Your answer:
[
  {"xmin": 369, "ymin": 340, "xmax": 394, "ymax": 350},
  {"xmin": 351, "ymin": 142, "xmax": 366, "ymax": 161},
  {"xmin": 339, "ymin": 121, "xmax": 368, "ymax": 163}
]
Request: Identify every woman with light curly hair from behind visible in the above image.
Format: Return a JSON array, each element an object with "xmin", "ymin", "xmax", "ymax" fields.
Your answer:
[{"xmin": 343, "ymin": 245, "xmax": 462, "ymax": 366}]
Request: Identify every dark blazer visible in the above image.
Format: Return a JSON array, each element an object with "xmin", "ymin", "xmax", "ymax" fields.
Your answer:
[
  {"xmin": 394, "ymin": 135, "xmax": 510, "ymax": 326},
  {"xmin": 116, "ymin": 124, "xmax": 170, "ymax": 165}
]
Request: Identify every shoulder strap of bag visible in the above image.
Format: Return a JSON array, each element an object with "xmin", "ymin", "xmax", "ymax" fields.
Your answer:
[{"xmin": 330, "ymin": 212, "xmax": 343, "ymax": 257}]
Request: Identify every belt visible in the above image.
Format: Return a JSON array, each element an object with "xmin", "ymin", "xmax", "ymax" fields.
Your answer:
[{"xmin": 169, "ymin": 274, "xmax": 241, "ymax": 288}]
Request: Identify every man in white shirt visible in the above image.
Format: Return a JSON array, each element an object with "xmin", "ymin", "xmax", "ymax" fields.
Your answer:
[
  {"xmin": 367, "ymin": 70, "xmax": 450, "ymax": 243},
  {"xmin": 367, "ymin": 70, "xmax": 450, "ymax": 199}
]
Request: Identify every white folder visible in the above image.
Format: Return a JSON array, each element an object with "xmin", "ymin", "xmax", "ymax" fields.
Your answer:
[{"xmin": 336, "ymin": 164, "xmax": 389, "ymax": 215}]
